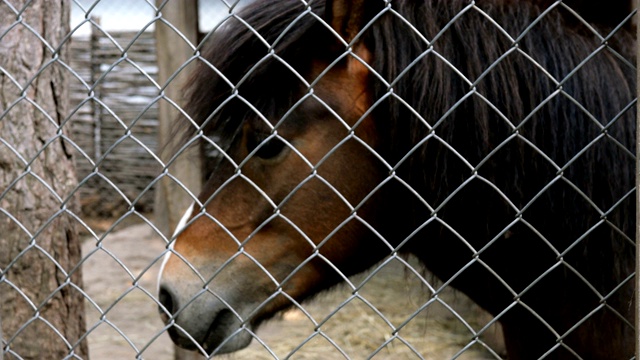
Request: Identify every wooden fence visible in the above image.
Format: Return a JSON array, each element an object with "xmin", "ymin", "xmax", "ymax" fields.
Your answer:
[{"xmin": 69, "ymin": 29, "xmax": 161, "ymax": 217}]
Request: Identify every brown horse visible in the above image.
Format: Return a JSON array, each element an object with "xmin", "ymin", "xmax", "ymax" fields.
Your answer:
[{"xmin": 157, "ymin": 0, "xmax": 636, "ymax": 358}]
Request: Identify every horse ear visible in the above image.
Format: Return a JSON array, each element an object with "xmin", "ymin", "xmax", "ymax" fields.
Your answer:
[{"xmin": 324, "ymin": 0, "xmax": 380, "ymax": 43}]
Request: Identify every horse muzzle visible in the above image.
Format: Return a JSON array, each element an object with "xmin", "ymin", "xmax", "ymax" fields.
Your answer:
[{"xmin": 158, "ymin": 282, "xmax": 254, "ymax": 354}]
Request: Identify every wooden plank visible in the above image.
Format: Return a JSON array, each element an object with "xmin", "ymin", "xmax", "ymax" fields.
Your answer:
[
  {"xmin": 154, "ymin": 4, "xmax": 205, "ymax": 360},
  {"xmin": 154, "ymin": 0, "xmax": 202, "ymax": 239}
]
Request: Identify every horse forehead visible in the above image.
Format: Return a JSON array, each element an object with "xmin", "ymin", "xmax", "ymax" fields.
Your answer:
[{"xmin": 311, "ymin": 60, "xmax": 371, "ymax": 122}]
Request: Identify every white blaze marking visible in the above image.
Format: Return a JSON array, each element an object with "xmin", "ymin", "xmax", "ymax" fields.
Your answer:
[{"xmin": 158, "ymin": 203, "xmax": 195, "ymax": 288}]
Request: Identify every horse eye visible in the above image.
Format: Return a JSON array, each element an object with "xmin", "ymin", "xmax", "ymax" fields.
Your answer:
[{"xmin": 250, "ymin": 135, "xmax": 287, "ymax": 160}]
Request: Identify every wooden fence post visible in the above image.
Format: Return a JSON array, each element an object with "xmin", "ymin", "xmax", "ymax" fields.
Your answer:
[
  {"xmin": 154, "ymin": 1, "xmax": 203, "ymax": 359},
  {"xmin": 154, "ymin": 0, "xmax": 202, "ymax": 237}
]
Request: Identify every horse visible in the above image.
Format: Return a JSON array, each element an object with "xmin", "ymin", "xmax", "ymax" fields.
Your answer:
[{"xmin": 157, "ymin": 0, "xmax": 637, "ymax": 358}]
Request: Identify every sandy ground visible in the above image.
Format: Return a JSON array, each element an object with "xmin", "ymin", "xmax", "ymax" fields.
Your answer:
[{"xmin": 81, "ymin": 222, "xmax": 505, "ymax": 359}]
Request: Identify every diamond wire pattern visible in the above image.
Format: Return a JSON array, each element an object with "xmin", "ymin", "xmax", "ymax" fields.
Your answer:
[{"xmin": 0, "ymin": 0, "xmax": 637, "ymax": 359}]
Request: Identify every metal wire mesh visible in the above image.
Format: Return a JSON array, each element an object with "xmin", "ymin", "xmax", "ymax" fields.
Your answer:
[{"xmin": 0, "ymin": 0, "xmax": 637, "ymax": 359}]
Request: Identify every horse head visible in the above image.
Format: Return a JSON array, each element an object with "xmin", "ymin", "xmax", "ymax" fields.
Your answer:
[{"xmin": 157, "ymin": 0, "xmax": 395, "ymax": 353}]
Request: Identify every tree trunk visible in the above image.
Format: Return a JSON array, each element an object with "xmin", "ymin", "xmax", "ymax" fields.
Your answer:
[
  {"xmin": 154, "ymin": 1, "xmax": 203, "ymax": 359},
  {"xmin": 0, "ymin": 1, "xmax": 88, "ymax": 359}
]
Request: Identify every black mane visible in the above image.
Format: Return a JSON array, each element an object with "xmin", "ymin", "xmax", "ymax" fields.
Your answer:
[
  {"xmin": 358, "ymin": 2, "xmax": 636, "ymax": 328},
  {"xmin": 182, "ymin": 0, "xmax": 635, "ymax": 235},
  {"xmin": 182, "ymin": 0, "xmax": 636, "ymax": 193},
  {"xmin": 180, "ymin": 0, "xmax": 324, "ymax": 174}
]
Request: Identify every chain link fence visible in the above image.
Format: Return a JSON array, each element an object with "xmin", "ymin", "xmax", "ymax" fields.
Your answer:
[{"xmin": 0, "ymin": 0, "xmax": 637, "ymax": 359}]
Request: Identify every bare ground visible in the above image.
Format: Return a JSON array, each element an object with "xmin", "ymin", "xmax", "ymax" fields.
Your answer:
[{"xmin": 81, "ymin": 221, "xmax": 505, "ymax": 359}]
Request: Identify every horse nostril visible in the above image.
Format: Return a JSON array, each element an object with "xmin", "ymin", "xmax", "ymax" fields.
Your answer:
[{"xmin": 158, "ymin": 286, "xmax": 177, "ymax": 320}]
